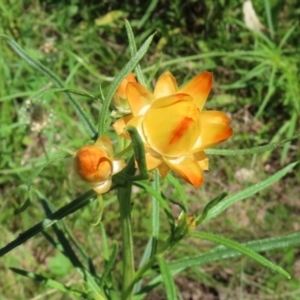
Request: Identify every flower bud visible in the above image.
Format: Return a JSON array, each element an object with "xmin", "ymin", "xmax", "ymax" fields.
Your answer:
[
  {"xmin": 113, "ymin": 73, "xmax": 136, "ymax": 113},
  {"xmin": 74, "ymin": 136, "xmax": 125, "ymax": 194},
  {"xmin": 75, "ymin": 146, "xmax": 112, "ymax": 183}
]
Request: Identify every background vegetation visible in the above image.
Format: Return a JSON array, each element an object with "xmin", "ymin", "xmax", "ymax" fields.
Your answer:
[{"xmin": 0, "ymin": 0, "xmax": 299, "ymax": 299}]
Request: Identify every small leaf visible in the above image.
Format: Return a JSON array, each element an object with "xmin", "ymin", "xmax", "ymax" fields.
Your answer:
[{"xmin": 196, "ymin": 192, "xmax": 227, "ymax": 225}]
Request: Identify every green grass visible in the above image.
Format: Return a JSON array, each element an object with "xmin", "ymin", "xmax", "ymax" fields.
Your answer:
[{"xmin": 1, "ymin": 0, "xmax": 300, "ymax": 299}]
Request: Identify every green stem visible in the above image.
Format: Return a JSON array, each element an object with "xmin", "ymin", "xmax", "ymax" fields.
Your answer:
[
  {"xmin": 118, "ymin": 159, "xmax": 136, "ymax": 300},
  {"xmin": 123, "ymin": 244, "xmax": 170, "ymax": 299}
]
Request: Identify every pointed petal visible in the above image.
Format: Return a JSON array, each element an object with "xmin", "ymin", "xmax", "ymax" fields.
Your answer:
[
  {"xmin": 113, "ymin": 115, "xmax": 133, "ymax": 137},
  {"xmin": 113, "ymin": 73, "xmax": 136, "ymax": 111},
  {"xmin": 95, "ymin": 136, "xmax": 114, "ymax": 157},
  {"xmin": 127, "ymin": 115, "xmax": 147, "ymax": 144},
  {"xmin": 126, "ymin": 82, "xmax": 155, "ymax": 116},
  {"xmin": 179, "ymin": 72, "xmax": 212, "ymax": 110},
  {"xmin": 112, "ymin": 159, "xmax": 126, "ymax": 175},
  {"xmin": 192, "ymin": 111, "xmax": 233, "ymax": 151},
  {"xmin": 93, "ymin": 179, "xmax": 112, "ymax": 194},
  {"xmin": 164, "ymin": 155, "xmax": 204, "ymax": 187},
  {"xmin": 200, "ymin": 110, "xmax": 231, "ymax": 125},
  {"xmin": 154, "ymin": 72, "xmax": 178, "ymax": 98},
  {"xmin": 143, "ymin": 94, "xmax": 201, "ymax": 157},
  {"xmin": 194, "ymin": 151, "xmax": 209, "ymax": 170},
  {"xmin": 145, "ymin": 151, "xmax": 163, "ymax": 170},
  {"xmin": 158, "ymin": 162, "xmax": 170, "ymax": 178}
]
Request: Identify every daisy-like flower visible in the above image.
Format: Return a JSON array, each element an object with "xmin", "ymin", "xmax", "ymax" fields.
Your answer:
[
  {"xmin": 113, "ymin": 72, "xmax": 233, "ymax": 187},
  {"xmin": 74, "ymin": 136, "xmax": 125, "ymax": 194}
]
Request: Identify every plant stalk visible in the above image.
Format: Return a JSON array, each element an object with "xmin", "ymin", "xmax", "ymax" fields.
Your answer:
[{"xmin": 118, "ymin": 161, "xmax": 135, "ymax": 300}]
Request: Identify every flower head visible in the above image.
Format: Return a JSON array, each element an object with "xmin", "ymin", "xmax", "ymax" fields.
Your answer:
[
  {"xmin": 113, "ymin": 72, "xmax": 233, "ymax": 187},
  {"xmin": 74, "ymin": 136, "xmax": 125, "ymax": 194},
  {"xmin": 112, "ymin": 73, "xmax": 137, "ymax": 113}
]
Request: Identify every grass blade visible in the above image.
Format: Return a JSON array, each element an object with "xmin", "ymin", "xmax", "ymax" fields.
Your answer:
[
  {"xmin": 264, "ymin": 0, "xmax": 274, "ymax": 39},
  {"xmin": 0, "ymin": 34, "xmax": 97, "ymax": 138},
  {"xmin": 125, "ymin": 20, "xmax": 147, "ymax": 86}
]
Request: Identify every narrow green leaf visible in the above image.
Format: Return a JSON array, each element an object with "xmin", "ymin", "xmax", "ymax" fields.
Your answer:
[
  {"xmin": 202, "ymin": 161, "xmax": 297, "ymax": 223},
  {"xmin": 146, "ymin": 55, "xmax": 163, "ymax": 86},
  {"xmin": 21, "ymin": 197, "xmax": 103, "ymax": 295},
  {"xmin": 157, "ymin": 256, "xmax": 177, "ymax": 300},
  {"xmin": 0, "ymin": 190, "xmax": 96, "ymax": 257},
  {"xmin": 140, "ymin": 231, "xmax": 300, "ymax": 296},
  {"xmin": 126, "ymin": 126, "xmax": 149, "ymax": 180},
  {"xmin": 137, "ymin": 0, "xmax": 159, "ymax": 29},
  {"xmin": 169, "ymin": 233, "xmax": 300, "ymax": 273},
  {"xmin": 205, "ymin": 133, "xmax": 300, "ymax": 156},
  {"xmin": 125, "ymin": 20, "xmax": 147, "ymax": 86},
  {"xmin": 80, "ymin": 269, "xmax": 105, "ymax": 297},
  {"xmin": 192, "ymin": 232, "xmax": 290, "ymax": 278},
  {"xmin": 100, "ymin": 241, "xmax": 119, "ymax": 288},
  {"xmin": 10, "ymin": 267, "xmax": 86, "ymax": 297},
  {"xmin": 281, "ymin": 112, "xmax": 297, "ymax": 165},
  {"xmin": 134, "ymin": 181, "xmax": 170, "ymax": 214},
  {"xmin": 64, "ymin": 49, "xmax": 114, "ymax": 81},
  {"xmin": 279, "ymin": 24, "xmax": 297, "ymax": 49},
  {"xmin": 0, "ymin": 34, "xmax": 97, "ymax": 138},
  {"xmin": 255, "ymin": 66, "xmax": 276, "ymax": 118},
  {"xmin": 98, "ymin": 32, "xmax": 155, "ymax": 136},
  {"xmin": 100, "ymin": 222, "xmax": 110, "ymax": 261},
  {"xmin": 264, "ymin": 0, "xmax": 274, "ymax": 38},
  {"xmin": 166, "ymin": 174, "xmax": 187, "ymax": 209},
  {"xmin": 133, "ymin": 238, "xmax": 153, "ymax": 294},
  {"xmin": 40, "ymin": 199, "xmax": 87, "ymax": 270},
  {"xmin": 151, "ymin": 170, "xmax": 161, "ymax": 257},
  {"xmin": 31, "ymin": 87, "xmax": 98, "ymax": 104},
  {"xmin": 142, "ymin": 51, "xmax": 267, "ymax": 73},
  {"xmin": 196, "ymin": 192, "xmax": 227, "ymax": 225},
  {"xmin": 35, "ymin": 190, "xmax": 98, "ymax": 275}
]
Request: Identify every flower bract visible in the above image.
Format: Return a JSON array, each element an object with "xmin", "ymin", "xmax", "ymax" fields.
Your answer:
[{"xmin": 112, "ymin": 73, "xmax": 137, "ymax": 113}]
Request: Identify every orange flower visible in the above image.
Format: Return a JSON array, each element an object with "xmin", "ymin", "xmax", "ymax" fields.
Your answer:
[
  {"xmin": 112, "ymin": 73, "xmax": 137, "ymax": 113},
  {"xmin": 74, "ymin": 136, "xmax": 125, "ymax": 193},
  {"xmin": 113, "ymin": 72, "xmax": 233, "ymax": 187}
]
